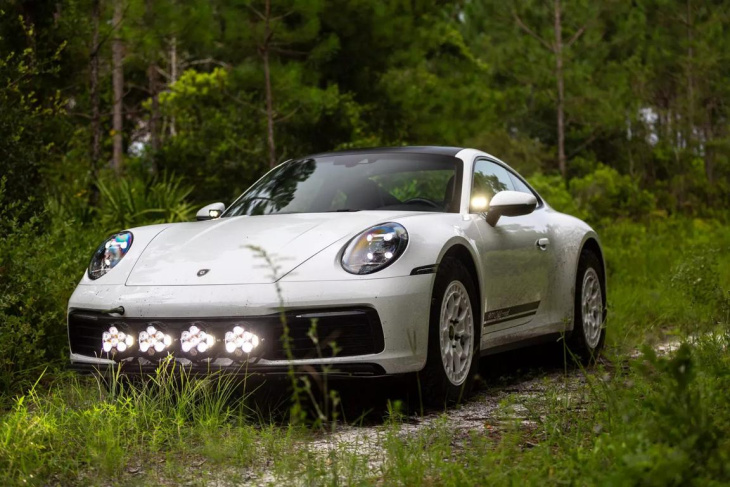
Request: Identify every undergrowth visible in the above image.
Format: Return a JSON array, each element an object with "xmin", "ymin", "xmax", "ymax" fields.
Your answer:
[
  {"xmin": 2, "ymin": 330, "xmax": 729, "ymax": 485},
  {"xmin": 2, "ymin": 206, "xmax": 730, "ymax": 484}
]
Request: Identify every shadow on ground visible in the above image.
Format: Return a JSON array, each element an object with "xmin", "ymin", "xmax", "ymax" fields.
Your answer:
[{"xmin": 244, "ymin": 341, "xmax": 574, "ymax": 425}]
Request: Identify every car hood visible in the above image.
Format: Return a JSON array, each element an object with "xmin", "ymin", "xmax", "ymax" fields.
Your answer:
[{"xmin": 125, "ymin": 212, "xmax": 418, "ymax": 286}]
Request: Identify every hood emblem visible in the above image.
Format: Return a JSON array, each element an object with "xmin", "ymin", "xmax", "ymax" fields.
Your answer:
[{"xmin": 197, "ymin": 269, "xmax": 210, "ymax": 277}]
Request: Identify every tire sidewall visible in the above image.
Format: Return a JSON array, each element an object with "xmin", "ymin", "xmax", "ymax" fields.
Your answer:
[
  {"xmin": 570, "ymin": 252, "xmax": 606, "ymax": 360},
  {"xmin": 421, "ymin": 258, "xmax": 480, "ymax": 404}
]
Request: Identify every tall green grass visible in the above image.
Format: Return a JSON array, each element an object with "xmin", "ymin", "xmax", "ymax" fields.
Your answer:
[
  {"xmin": 1, "ymin": 216, "xmax": 729, "ymax": 485},
  {"xmin": 0, "ymin": 360, "xmax": 292, "ymax": 485},
  {"xmin": 603, "ymin": 217, "xmax": 730, "ymax": 351}
]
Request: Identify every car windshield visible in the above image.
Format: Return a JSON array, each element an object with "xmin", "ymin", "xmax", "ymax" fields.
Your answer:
[{"xmin": 223, "ymin": 153, "xmax": 463, "ymax": 216}]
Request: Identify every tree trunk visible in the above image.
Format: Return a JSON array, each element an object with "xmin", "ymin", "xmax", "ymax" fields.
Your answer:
[
  {"xmin": 90, "ymin": 0, "xmax": 101, "ymax": 167},
  {"xmin": 146, "ymin": 0, "xmax": 159, "ymax": 173},
  {"xmin": 263, "ymin": 0, "xmax": 276, "ymax": 168},
  {"xmin": 169, "ymin": 36, "xmax": 177, "ymax": 136},
  {"xmin": 263, "ymin": 51, "xmax": 276, "ymax": 169},
  {"xmin": 703, "ymin": 105, "xmax": 715, "ymax": 185},
  {"xmin": 111, "ymin": 0, "xmax": 124, "ymax": 174},
  {"xmin": 554, "ymin": 0, "xmax": 566, "ymax": 180},
  {"xmin": 686, "ymin": 0, "xmax": 694, "ymax": 149},
  {"xmin": 90, "ymin": 0, "xmax": 101, "ymax": 185},
  {"xmin": 147, "ymin": 63, "xmax": 160, "ymax": 171}
]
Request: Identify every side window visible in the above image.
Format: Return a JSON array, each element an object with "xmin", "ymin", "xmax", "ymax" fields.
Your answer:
[
  {"xmin": 472, "ymin": 160, "xmax": 514, "ymax": 203},
  {"xmin": 507, "ymin": 171, "xmax": 541, "ymax": 207},
  {"xmin": 508, "ymin": 173, "xmax": 531, "ymax": 194}
]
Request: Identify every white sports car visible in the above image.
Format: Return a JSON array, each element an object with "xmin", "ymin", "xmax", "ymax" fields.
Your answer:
[{"xmin": 68, "ymin": 146, "xmax": 606, "ymax": 402}]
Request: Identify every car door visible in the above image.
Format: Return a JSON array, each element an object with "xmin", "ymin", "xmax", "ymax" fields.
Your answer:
[{"xmin": 470, "ymin": 159, "xmax": 551, "ymax": 334}]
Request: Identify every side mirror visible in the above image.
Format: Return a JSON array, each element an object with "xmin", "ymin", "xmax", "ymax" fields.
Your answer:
[
  {"xmin": 485, "ymin": 191, "xmax": 537, "ymax": 226},
  {"xmin": 196, "ymin": 202, "xmax": 226, "ymax": 221}
]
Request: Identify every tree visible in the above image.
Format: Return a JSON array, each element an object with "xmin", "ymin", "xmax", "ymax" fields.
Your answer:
[
  {"xmin": 259, "ymin": 0, "xmax": 276, "ymax": 168},
  {"xmin": 111, "ymin": 0, "xmax": 124, "ymax": 174},
  {"xmin": 462, "ymin": 0, "xmax": 629, "ymax": 178},
  {"xmin": 124, "ymin": 0, "xmax": 215, "ymax": 160},
  {"xmin": 511, "ymin": 0, "xmax": 591, "ymax": 180},
  {"xmin": 90, "ymin": 0, "xmax": 102, "ymax": 190},
  {"xmin": 218, "ymin": 0, "xmax": 325, "ymax": 168},
  {"xmin": 0, "ymin": 13, "xmax": 66, "ymax": 211}
]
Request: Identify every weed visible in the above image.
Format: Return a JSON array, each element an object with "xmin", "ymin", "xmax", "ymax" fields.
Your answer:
[{"xmin": 2, "ymin": 217, "xmax": 730, "ymax": 485}]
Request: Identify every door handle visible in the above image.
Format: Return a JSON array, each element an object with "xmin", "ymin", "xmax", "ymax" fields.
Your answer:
[{"xmin": 536, "ymin": 238, "xmax": 550, "ymax": 251}]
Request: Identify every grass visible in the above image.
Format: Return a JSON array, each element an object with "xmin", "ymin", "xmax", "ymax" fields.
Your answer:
[
  {"xmin": 602, "ymin": 217, "xmax": 730, "ymax": 351},
  {"xmin": 1, "ymin": 216, "xmax": 730, "ymax": 486}
]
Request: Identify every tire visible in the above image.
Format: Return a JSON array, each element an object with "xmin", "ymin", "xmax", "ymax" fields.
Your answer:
[
  {"xmin": 567, "ymin": 251, "xmax": 606, "ymax": 362},
  {"xmin": 419, "ymin": 257, "xmax": 480, "ymax": 406}
]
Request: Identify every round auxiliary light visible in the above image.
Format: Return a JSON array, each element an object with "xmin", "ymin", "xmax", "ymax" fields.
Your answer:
[
  {"xmin": 224, "ymin": 326, "xmax": 260, "ymax": 356},
  {"xmin": 138, "ymin": 325, "xmax": 172, "ymax": 354},
  {"xmin": 180, "ymin": 324, "xmax": 216, "ymax": 355},
  {"xmin": 102, "ymin": 325, "xmax": 134, "ymax": 354}
]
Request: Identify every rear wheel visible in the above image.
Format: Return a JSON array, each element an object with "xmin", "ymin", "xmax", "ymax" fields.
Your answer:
[
  {"xmin": 567, "ymin": 252, "xmax": 606, "ymax": 362},
  {"xmin": 420, "ymin": 257, "xmax": 480, "ymax": 406}
]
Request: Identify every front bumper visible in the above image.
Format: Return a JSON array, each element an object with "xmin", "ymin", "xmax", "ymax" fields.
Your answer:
[{"xmin": 68, "ymin": 275, "xmax": 434, "ymax": 375}]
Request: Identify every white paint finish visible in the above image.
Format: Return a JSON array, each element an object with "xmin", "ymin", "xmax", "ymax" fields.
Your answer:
[
  {"xmin": 475, "ymin": 209, "xmax": 552, "ymax": 333},
  {"xmin": 68, "ymin": 274, "xmax": 433, "ymax": 374},
  {"xmin": 489, "ymin": 190, "xmax": 537, "ymax": 208},
  {"xmin": 126, "ymin": 211, "xmax": 421, "ymax": 286},
  {"xmin": 68, "ymin": 147, "xmax": 605, "ymax": 376},
  {"xmin": 543, "ymin": 212, "xmax": 603, "ymax": 327},
  {"xmin": 283, "ymin": 212, "xmax": 482, "ymax": 283},
  {"xmin": 77, "ymin": 223, "xmax": 172, "ymax": 285},
  {"xmin": 195, "ymin": 202, "xmax": 225, "ymax": 220},
  {"xmin": 70, "ymin": 353, "xmax": 115, "ymax": 365},
  {"xmin": 454, "ymin": 148, "xmax": 597, "ymax": 347},
  {"xmin": 480, "ymin": 319, "xmax": 569, "ymax": 351}
]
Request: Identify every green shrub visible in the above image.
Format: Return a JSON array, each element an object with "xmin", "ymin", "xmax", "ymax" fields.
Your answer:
[
  {"xmin": 0, "ymin": 186, "xmax": 101, "ymax": 396},
  {"xmin": 95, "ymin": 172, "xmax": 196, "ymax": 233},
  {"xmin": 671, "ymin": 249, "xmax": 730, "ymax": 321},
  {"xmin": 528, "ymin": 172, "xmax": 587, "ymax": 220},
  {"xmin": 0, "ymin": 172, "xmax": 198, "ymax": 397},
  {"xmin": 599, "ymin": 217, "xmax": 730, "ymax": 349},
  {"xmin": 569, "ymin": 164, "xmax": 657, "ymax": 223},
  {"xmin": 577, "ymin": 338, "xmax": 730, "ymax": 486}
]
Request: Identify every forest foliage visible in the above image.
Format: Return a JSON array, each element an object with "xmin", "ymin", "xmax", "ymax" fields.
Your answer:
[
  {"xmin": 1, "ymin": 0, "xmax": 728, "ymax": 210},
  {"xmin": 1, "ymin": 3, "xmax": 730, "ymax": 485},
  {"xmin": 0, "ymin": 0, "xmax": 729, "ymax": 393}
]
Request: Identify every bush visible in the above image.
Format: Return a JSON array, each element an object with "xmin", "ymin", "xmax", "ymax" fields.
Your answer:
[
  {"xmin": 95, "ymin": 172, "xmax": 196, "ymax": 232},
  {"xmin": 0, "ymin": 185, "xmax": 101, "ymax": 396},
  {"xmin": 569, "ymin": 164, "xmax": 657, "ymax": 223},
  {"xmin": 599, "ymin": 217, "xmax": 730, "ymax": 349},
  {"xmin": 0, "ymin": 171, "xmax": 198, "ymax": 398},
  {"xmin": 528, "ymin": 173, "xmax": 587, "ymax": 220}
]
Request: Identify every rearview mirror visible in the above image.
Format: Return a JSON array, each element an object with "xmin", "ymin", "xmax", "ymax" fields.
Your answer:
[
  {"xmin": 485, "ymin": 191, "xmax": 537, "ymax": 226},
  {"xmin": 196, "ymin": 202, "xmax": 226, "ymax": 221}
]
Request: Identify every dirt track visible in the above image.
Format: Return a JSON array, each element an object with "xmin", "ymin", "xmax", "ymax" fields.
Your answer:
[
  {"xmin": 130, "ymin": 339, "xmax": 682, "ymax": 485},
  {"xmin": 307, "ymin": 342, "xmax": 593, "ymax": 465},
  {"xmin": 287, "ymin": 338, "xmax": 680, "ymax": 480}
]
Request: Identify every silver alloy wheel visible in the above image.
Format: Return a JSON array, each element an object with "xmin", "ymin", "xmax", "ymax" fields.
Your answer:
[
  {"xmin": 439, "ymin": 281, "xmax": 474, "ymax": 386},
  {"xmin": 581, "ymin": 268, "xmax": 603, "ymax": 349}
]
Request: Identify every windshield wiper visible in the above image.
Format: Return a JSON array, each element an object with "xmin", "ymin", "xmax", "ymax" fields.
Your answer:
[{"xmin": 331, "ymin": 208, "xmax": 362, "ymax": 212}]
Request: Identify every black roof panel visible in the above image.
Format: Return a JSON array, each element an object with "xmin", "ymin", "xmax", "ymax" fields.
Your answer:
[{"xmin": 308, "ymin": 146, "xmax": 464, "ymax": 158}]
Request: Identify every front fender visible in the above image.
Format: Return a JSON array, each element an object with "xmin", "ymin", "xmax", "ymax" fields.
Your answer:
[
  {"xmin": 544, "ymin": 210, "xmax": 603, "ymax": 328},
  {"xmin": 280, "ymin": 213, "xmax": 483, "ymax": 283},
  {"xmin": 74, "ymin": 223, "xmax": 173, "ymax": 287}
]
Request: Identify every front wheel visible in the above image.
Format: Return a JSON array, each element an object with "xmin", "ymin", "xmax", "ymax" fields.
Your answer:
[
  {"xmin": 420, "ymin": 257, "xmax": 480, "ymax": 406},
  {"xmin": 567, "ymin": 252, "xmax": 606, "ymax": 362}
]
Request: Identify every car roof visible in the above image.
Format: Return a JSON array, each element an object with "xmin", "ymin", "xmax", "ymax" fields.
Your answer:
[{"xmin": 307, "ymin": 146, "xmax": 465, "ymax": 158}]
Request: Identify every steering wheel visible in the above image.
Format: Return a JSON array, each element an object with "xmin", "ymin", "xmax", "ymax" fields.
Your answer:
[{"xmin": 402, "ymin": 197, "xmax": 441, "ymax": 209}]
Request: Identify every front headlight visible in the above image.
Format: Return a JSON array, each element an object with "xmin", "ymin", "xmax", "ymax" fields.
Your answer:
[
  {"xmin": 341, "ymin": 223, "xmax": 408, "ymax": 275},
  {"xmin": 88, "ymin": 231, "xmax": 134, "ymax": 280}
]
